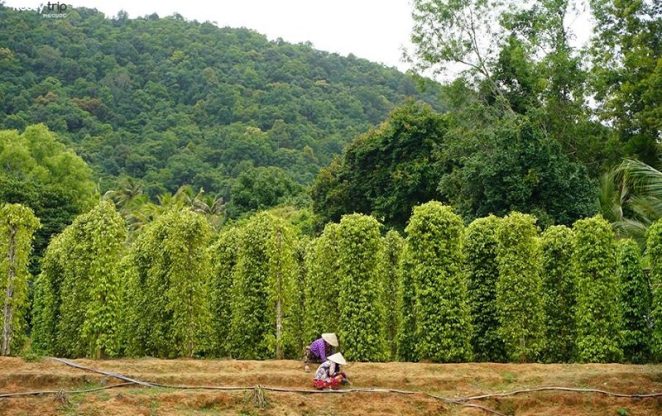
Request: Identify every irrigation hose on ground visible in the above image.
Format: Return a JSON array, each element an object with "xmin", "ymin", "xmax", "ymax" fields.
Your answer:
[{"xmin": 0, "ymin": 358, "xmax": 659, "ymax": 416}]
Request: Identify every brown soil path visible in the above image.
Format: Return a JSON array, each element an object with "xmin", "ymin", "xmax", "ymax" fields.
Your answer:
[{"xmin": 0, "ymin": 358, "xmax": 660, "ymax": 415}]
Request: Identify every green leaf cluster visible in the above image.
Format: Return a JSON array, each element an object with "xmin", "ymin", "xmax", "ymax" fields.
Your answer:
[
  {"xmin": 377, "ymin": 230, "xmax": 405, "ymax": 360},
  {"xmin": 121, "ymin": 208, "xmax": 212, "ymax": 358},
  {"xmin": 208, "ymin": 227, "xmax": 240, "ymax": 357},
  {"xmin": 496, "ymin": 212, "xmax": 545, "ymax": 362},
  {"xmin": 396, "ymin": 245, "xmax": 418, "ymax": 362},
  {"xmin": 0, "ymin": 203, "xmax": 40, "ymax": 355},
  {"xmin": 337, "ymin": 214, "xmax": 387, "ymax": 361},
  {"xmin": 32, "ymin": 201, "xmax": 124, "ymax": 358},
  {"xmin": 406, "ymin": 202, "xmax": 472, "ymax": 362},
  {"xmin": 540, "ymin": 225, "xmax": 576, "ymax": 362},
  {"xmin": 617, "ymin": 238, "xmax": 651, "ymax": 363},
  {"xmin": 573, "ymin": 215, "xmax": 623, "ymax": 363},
  {"xmin": 303, "ymin": 223, "xmax": 341, "ymax": 343},
  {"xmin": 229, "ymin": 212, "xmax": 298, "ymax": 359},
  {"xmin": 465, "ymin": 215, "xmax": 506, "ymax": 362},
  {"xmin": 647, "ymin": 220, "xmax": 662, "ymax": 361}
]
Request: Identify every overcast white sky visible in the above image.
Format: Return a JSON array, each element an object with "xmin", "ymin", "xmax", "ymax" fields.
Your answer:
[{"xmin": 6, "ymin": 0, "xmax": 416, "ymax": 71}]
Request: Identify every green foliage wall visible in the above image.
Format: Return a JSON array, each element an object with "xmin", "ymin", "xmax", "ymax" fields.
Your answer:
[
  {"xmin": 378, "ymin": 230, "xmax": 405, "ymax": 360},
  {"xmin": 540, "ymin": 225, "xmax": 576, "ymax": 362},
  {"xmin": 33, "ymin": 201, "xmax": 125, "ymax": 358},
  {"xmin": 465, "ymin": 215, "xmax": 506, "ymax": 362},
  {"xmin": 0, "ymin": 204, "xmax": 39, "ymax": 355},
  {"xmin": 406, "ymin": 202, "xmax": 472, "ymax": 362},
  {"xmin": 303, "ymin": 223, "xmax": 341, "ymax": 343},
  {"xmin": 617, "ymin": 238, "xmax": 651, "ymax": 363},
  {"xmin": 208, "ymin": 227, "xmax": 240, "ymax": 357},
  {"xmin": 573, "ymin": 215, "xmax": 623, "ymax": 363},
  {"xmin": 647, "ymin": 220, "xmax": 662, "ymax": 361},
  {"xmin": 337, "ymin": 214, "xmax": 387, "ymax": 361},
  {"xmin": 122, "ymin": 208, "xmax": 212, "ymax": 358},
  {"xmin": 229, "ymin": 212, "xmax": 298, "ymax": 359},
  {"xmin": 496, "ymin": 212, "xmax": 545, "ymax": 362}
]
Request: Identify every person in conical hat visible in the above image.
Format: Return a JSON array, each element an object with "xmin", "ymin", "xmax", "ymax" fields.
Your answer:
[
  {"xmin": 303, "ymin": 333, "xmax": 339, "ymax": 372},
  {"xmin": 313, "ymin": 352, "xmax": 349, "ymax": 390}
]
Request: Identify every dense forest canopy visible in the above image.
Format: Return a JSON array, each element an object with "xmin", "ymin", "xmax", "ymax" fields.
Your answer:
[{"xmin": 0, "ymin": 5, "xmax": 443, "ymax": 205}]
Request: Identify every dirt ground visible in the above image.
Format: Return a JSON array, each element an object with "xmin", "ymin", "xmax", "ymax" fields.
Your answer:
[{"xmin": 0, "ymin": 357, "xmax": 660, "ymax": 416}]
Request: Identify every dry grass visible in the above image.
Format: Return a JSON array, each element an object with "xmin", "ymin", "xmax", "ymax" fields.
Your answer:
[{"xmin": 0, "ymin": 357, "xmax": 660, "ymax": 415}]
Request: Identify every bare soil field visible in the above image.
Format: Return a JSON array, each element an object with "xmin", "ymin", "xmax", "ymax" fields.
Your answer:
[{"xmin": 0, "ymin": 357, "xmax": 660, "ymax": 415}]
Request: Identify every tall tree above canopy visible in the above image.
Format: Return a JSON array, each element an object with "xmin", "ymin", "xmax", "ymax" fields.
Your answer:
[
  {"xmin": 311, "ymin": 102, "xmax": 448, "ymax": 229},
  {"xmin": 441, "ymin": 115, "xmax": 597, "ymax": 226},
  {"xmin": 590, "ymin": 0, "xmax": 661, "ymax": 164},
  {"xmin": 0, "ymin": 125, "xmax": 97, "ymax": 211},
  {"xmin": 0, "ymin": 125, "xmax": 98, "ymax": 273}
]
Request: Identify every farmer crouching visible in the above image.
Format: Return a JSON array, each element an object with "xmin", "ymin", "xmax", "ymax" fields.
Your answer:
[
  {"xmin": 303, "ymin": 333, "xmax": 338, "ymax": 372},
  {"xmin": 313, "ymin": 352, "xmax": 349, "ymax": 390}
]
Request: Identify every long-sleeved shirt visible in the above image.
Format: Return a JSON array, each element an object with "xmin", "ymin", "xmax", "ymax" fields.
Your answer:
[
  {"xmin": 314, "ymin": 360, "xmax": 338, "ymax": 381},
  {"xmin": 309, "ymin": 338, "xmax": 332, "ymax": 361}
]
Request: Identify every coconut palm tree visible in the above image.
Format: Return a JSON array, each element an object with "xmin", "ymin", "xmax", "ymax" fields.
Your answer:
[{"xmin": 600, "ymin": 159, "xmax": 662, "ymax": 245}]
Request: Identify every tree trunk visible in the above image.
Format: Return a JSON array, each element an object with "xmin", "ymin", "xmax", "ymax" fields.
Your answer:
[{"xmin": 2, "ymin": 226, "xmax": 17, "ymax": 356}]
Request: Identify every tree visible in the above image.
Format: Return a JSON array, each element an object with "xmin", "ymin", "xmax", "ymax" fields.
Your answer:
[
  {"xmin": 378, "ymin": 230, "xmax": 405, "ymax": 360},
  {"xmin": 229, "ymin": 212, "xmax": 298, "ymax": 359},
  {"xmin": 647, "ymin": 219, "xmax": 662, "ymax": 361},
  {"xmin": 229, "ymin": 166, "xmax": 302, "ymax": 218},
  {"xmin": 540, "ymin": 225, "xmax": 576, "ymax": 362},
  {"xmin": 208, "ymin": 226, "xmax": 240, "ymax": 357},
  {"xmin": 337, "ymin": 214, "xmax": 387, "ymax": 361},
  {"xmin": 441, "ymin": 116, "xmax": 597, "ymax": 227},
  {"xmin": 410, "ymin": 0, "xmax": 508, "ymax": 102},
  {"xmin": 590, "ymin": 0, "xmax": 661, "ymax": 164},
  {"xmin": 573, "ymin": 215, "xmax": 623, "ymax": 362},
  {"xmin": 122, "ymin": 208, "xmax": 212, "ymax": 358},
  {"xmin": 496, "ymin": 212, "xmax": 545, "ymax": 362},
  {"xmin": 406, "ymin": 202, "xmax": 472, "ymax": 362},
  {"xmin": 617, "ymin": 238, "xmax": 651, "ymax": 363},
  {"xmin": 311, "ymin": 102, "xmax": 448, "ymax": 229},
  {"xmin": 33, "ymin": 201, "xmax": 125, "ymax": 358},
  {"xmin": 303, "ymin": 223, "xmax": 341, "ymax": 343},
  {"xmin": 0, "ymin": 204, "xmax": 39, "ymax": 355},
  {"xmin": 0, "ymin": 126, "xmax": 97, "ymax": 211},
  {"xmin": 0, "ymin": 126, "xmax": 98, "ymax": 274},
  {"xmin": 599, "ymin": 159, "xmax": 662, "ymax": 246},
  {"xmin": 465, "ymin": 215, "xmax": 506, "ymax": 362}
]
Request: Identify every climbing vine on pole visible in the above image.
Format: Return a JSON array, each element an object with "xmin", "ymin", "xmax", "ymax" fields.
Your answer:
[{"xmin": 0, "ymin": 204, "xmax": 40, "ymax": 356}]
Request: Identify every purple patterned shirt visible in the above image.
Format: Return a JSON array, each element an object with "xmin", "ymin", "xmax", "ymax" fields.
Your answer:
[{"xmin": 309, "ymin": 338, "xmax": 331, "ymax": 361}]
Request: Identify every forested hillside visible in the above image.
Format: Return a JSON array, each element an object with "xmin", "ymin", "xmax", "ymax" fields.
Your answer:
[{"xmin": 0, "ymin": 5, "xmax": 442, "ymax": 201}]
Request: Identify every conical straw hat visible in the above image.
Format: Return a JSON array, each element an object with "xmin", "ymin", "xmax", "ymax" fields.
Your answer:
[
  {"xmin": 322, "ymin": 333, "xmax": 338, "ymax": 347},
  {"xmin": 328, "ymin": 352, "xmax": 346, "ymax": 365}
]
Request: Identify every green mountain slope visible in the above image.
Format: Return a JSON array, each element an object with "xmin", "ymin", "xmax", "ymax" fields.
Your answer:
[{"xmin": 0, "ymin": 5, "xmax": 443, "ymax": 199}]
